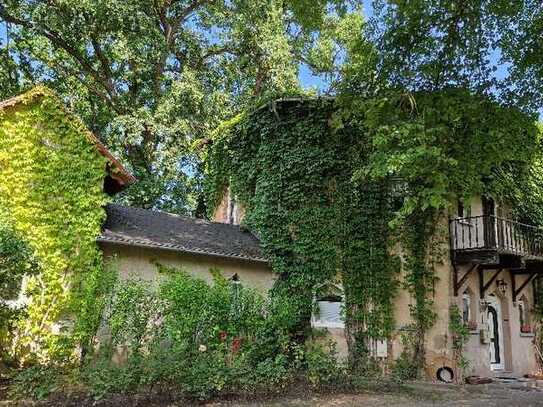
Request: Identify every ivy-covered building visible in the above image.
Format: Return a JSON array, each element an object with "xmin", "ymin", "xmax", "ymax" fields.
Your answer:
[
  {"xmin": 3, "ymin": 87, "xmax": 542, "ymax": 380},
  {"xmin": 0, "ymin": 88, "xmax": 274, "ymax": 362},
  {"xmin": 0, "ymin": 87, "xmax": 135, "ymax": 360},
  {"xmin": 206, "ymin": 96, "xmax": 543, "ymax": 380}
]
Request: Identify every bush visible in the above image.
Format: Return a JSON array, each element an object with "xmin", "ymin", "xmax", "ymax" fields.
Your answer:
[
  {"xmin": 304, "ymin": 340, "xmax": 344, "ymax": 387},
  {"xmin": 81, "ymin": 267, "xmax": 288, "ymax": 399},
  {"xmin": 0, "ymin": 213, "xmax": 39, "ymax": 361},
  {"xmin": 58, "ymin": 266, "xmax": 345, "ymax": 401},
  {"xmin": 10, "ymin": 365, "xmax": 64, "ymax": 400},
  {"xmin": 12, "ymin": 266, "xmax": 347, "ymax": 401}
]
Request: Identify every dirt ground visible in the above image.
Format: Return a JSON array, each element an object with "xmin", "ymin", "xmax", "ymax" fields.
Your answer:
[
  {"xmin": 2, "ymin": 381, "xmax": 543, "ymax": 407},
  {"xmin": 209, "ymin": 381, "xmax": 543, "ymax": 407}
]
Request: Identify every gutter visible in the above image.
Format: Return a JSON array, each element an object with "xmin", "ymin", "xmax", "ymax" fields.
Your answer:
[{"xmin": 97, "ymin": 235, "xmax": 269, "ymax": 265}]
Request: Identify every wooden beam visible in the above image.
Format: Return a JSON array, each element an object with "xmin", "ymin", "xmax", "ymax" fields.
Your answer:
[
  {"xmin": 513, "ymin": 273, "xmax": 538, "ymax": 303},
  {"xmin": 480, "ymin": 269, "xmax": 502, "ymax": 299},
  {"xmin": 454, "ymin": 264, "xmax": 477, "ymax": 296}
]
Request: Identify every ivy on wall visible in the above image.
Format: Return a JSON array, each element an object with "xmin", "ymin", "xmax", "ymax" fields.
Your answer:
[
  {"xmin": 205, "ymin": 88, "xmax": 543, "ymax": 375},
  {"xmin": 340, "ymin": 89, "xmax": 542, "ymax": 374},
  {"xmin": 0, "ymin": 87, "xmax": 109, "ymax": 363},
  {"xmin": 204, "ymin": 99, "xmax": 401, "ymax": 369}
]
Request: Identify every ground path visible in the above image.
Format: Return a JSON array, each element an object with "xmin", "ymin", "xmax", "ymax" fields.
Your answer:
[{"xmin": 2, "ymin": 381, "xmax": 543, "ymax": 406}]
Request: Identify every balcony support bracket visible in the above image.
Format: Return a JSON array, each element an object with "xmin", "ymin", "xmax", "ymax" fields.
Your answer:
[
  {"xmin": 454, "ymin": 264, "xmax": 478, "ymax": 296},
  {"xmin": 510, "ymin": 271, "xmax": 538, "ymax": 303},
  {"xmin": 479, "ymin": 268, "xmax": 502, "ymax": 299}
]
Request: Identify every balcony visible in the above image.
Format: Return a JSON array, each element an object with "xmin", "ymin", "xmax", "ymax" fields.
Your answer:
[{"xmin": 450, "ymin": 215, "xmax": 543, "ymax": 265}]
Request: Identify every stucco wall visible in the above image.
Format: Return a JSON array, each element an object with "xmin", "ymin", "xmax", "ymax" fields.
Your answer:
[
  {"xmin": 100, "ymin": 243, "xmax": 276, "ymax": 293},
  {"xmin": 455, "ymin": 264, "xmax": 538, "ymax": 377},
  {"xmin": 100, "ymin": 199, "xmax": 540, "ymax": 378},
  {"xmin": 390, "ymin": 215, "xmax": 455, "ymax": 376}
]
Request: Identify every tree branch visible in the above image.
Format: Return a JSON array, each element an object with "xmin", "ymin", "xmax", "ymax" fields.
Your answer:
[{"xmin": 0, "ymin": 6, "xmax": 118, "ymax": 108}]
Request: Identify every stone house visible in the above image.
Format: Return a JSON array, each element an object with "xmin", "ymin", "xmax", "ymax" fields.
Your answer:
[
  {"xmin": 2, "ymin": 88, "xmax": 541, "ymax": 380},
  {"xmin": 209, "ymin": 99, "xmax": 543, "ymax": 381}
]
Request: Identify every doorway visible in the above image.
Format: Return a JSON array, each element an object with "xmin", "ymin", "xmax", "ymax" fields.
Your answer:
[
  {"xmin": 482, "ymin": 196, "xmax": 497, "ymax": 248},
  {"xmin": 486, "ymin": 295, "xmax": 505, "ymax": 371}
]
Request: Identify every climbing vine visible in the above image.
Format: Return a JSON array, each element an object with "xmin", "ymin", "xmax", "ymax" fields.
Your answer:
[
  {"xmin": 449, "ymin": 305, "xmax": 470, "ymax": 374},
  {"xmin": 205, "ymin": 98, "xmax": 401, "ymax": 370},
  {"xmin": 0, "ymin": 87, "xmax": 110, "ymax": 363},
  {"xmin": 341, "ymin": 89, "xmax": 542, "ymax": 375},
  {"xmin": 205, "ymin": 88, "xmax": 543, "ymax": 375}
]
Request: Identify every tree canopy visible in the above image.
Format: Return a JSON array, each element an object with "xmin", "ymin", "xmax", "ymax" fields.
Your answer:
[
  {"xmin": 369, "ymin": 0, "xmax": 543, "ymax": 112},
  {"xmin": 0, "ymin": 0, "xmax": 362, "ymax": 213},
  {"xmin": 1, "ymin": 0, "xmax": 542, "ymax": 213}
]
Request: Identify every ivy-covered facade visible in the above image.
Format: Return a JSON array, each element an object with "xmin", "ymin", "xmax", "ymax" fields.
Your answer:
[
  {"xmin": 0, "ymin": 87, "xmax": 134, "ymax": 362},
  {"xmin": 2, "ymin": 86, "xmax": 542, "ymax": 381},
  {"xmin": 205, "ymin": 92, "xmax": 543, "ymax": 380}
]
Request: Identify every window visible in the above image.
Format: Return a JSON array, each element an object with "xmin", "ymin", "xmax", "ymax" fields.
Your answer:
[
  {"xmin": 518, "ymin": 297, "xmax": 531, "ymax": 333},
  {"xmin": 461, "ymin": 289, "xmax": 477, "ymax": 330},
  {"xmin": 457, "ymin": 198, "xmax": 471, "ymax": 219},
  {"xmin": 462, "ymin": 293, "xmax": 471, "ymax": 324},
  {"xmin": 312, "ymin": 295, "xmax": 344, "ymax": 328},
  {"xmin": 390, "ymin": 179, "xmax": 408, "ymax": 213}
]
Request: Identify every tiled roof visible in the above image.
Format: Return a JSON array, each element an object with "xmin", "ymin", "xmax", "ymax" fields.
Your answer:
[{"xmin": 99, "ymin": 204, "xmax": 267, "ymax": 263}]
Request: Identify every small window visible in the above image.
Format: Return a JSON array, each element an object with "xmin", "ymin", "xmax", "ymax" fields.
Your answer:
[
  {"xmin": 518, "ymin": 297, "xmax": 531, "ymax": 333},
  {"xmin": 312, "ymin": 294, "xmax": 345, "ymax": 328},
  {"xmin": 462, "ymin": 292, "xmax": 471, "ymax": 324},
  {"xmin": 390, "ymin": 180, "xmax": 408, "ymax": 213}
]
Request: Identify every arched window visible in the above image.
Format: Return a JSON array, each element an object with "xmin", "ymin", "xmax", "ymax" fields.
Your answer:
[
  {"xmin": 462, "ymin": 292, "xmax": 471, "ymax": 324},
  {"xmin": 461, "ymin": 288, "xmax": 478, "ymax": 330},
  {"xmin": 518, "ymin": 296, "xmax": 531, "ymax": 333},
  {"xmin": 311, "ymin": 283, "xmax": 345, "ymax": 329}
]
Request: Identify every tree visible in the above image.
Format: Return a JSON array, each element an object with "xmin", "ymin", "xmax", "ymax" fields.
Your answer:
[
  {"xmin": 369, "ymin": 0, "xmax": 543, "ymax": 113},
  {"xmin": 498, "ymin": 0, "xmax": 543, "ymax": 112},
  {"xmin": 0, "ymin": 211, "xmax": 39, "ymax": 359},
  {"xmin": 0, "ymin": 0, "xmax": 358, "ymax": 213}
]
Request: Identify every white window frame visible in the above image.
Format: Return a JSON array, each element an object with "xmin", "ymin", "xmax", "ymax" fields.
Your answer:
[{"xmin": 311, "ymin": 283, "xmax": 345, "ymax": 329}]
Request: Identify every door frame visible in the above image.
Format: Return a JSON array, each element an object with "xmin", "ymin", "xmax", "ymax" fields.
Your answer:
[{"xmin": 486, "ymin": 295, "xmax": 505, "ymax": 371}]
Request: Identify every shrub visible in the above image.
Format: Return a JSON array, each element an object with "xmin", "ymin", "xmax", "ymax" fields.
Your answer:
[
  {"xmin": 15, "ymin": 266, "xmax": 347, "ymax": 401},
  {"xmin": 82, "ymin": 267, "xmax": 282, "ymax": 399},
  {"xmin": 10, "ymin": 365, "xmax": 64, "ymax": 400},
  {"xmin": 304, "ymin": 340, "xmax": 344, "ymax": 387},
  {"xmin": 0, "ymin": 213, "xmax": 39, "ymax": 363}
]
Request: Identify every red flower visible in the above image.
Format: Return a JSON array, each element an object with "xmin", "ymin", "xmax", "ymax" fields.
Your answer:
[{"xmin": 231, "ymin": 337, "xmax": 242, "ymax": 354}]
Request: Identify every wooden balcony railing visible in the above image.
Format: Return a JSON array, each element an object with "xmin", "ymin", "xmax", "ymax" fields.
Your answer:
[{"xmin": 450, "ymin": 215, "xmax": 543, "ymax": 259}]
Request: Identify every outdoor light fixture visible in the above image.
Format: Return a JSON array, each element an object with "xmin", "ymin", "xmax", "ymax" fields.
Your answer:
[{"xmin": 496, "ymin": 279, "xmax": 508, "ymax": 295}]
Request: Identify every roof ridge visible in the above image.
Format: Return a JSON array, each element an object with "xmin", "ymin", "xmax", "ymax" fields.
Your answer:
[{"xmin": 107, "ymin": 203, "xmax": 248, "ymax": 229}]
